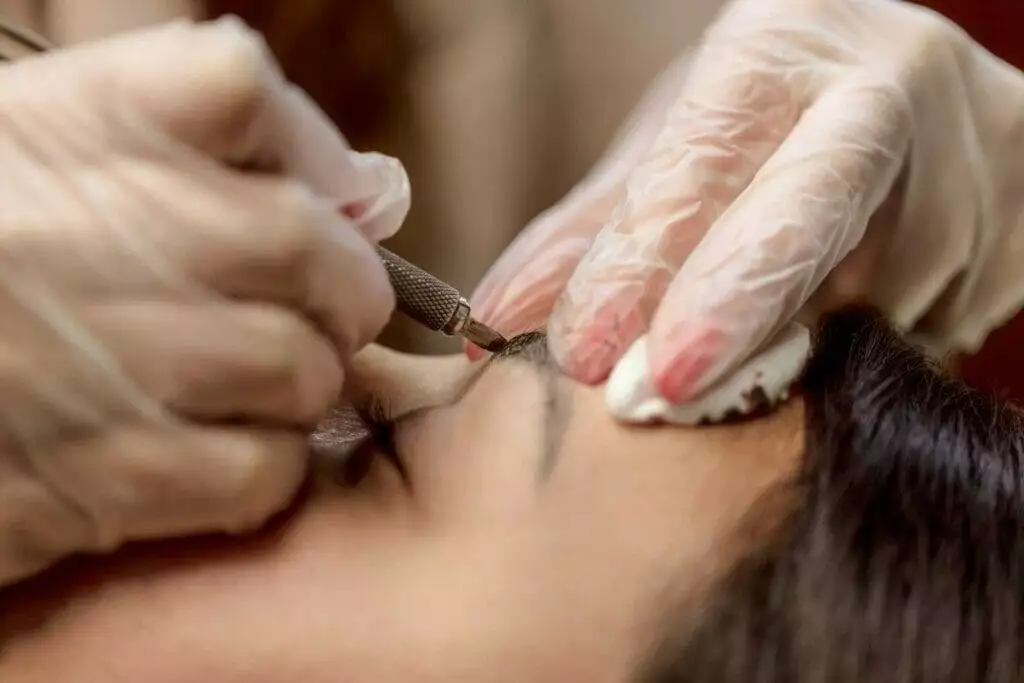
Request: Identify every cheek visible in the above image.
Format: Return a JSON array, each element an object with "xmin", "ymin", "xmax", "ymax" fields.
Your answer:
[
  {"xmin": 0, "ymin": 495, "xmax": 594, "ymax": 683},
  {"xmin": 180, "ymin": 512, "xmax": 610, "ymax": 683}
]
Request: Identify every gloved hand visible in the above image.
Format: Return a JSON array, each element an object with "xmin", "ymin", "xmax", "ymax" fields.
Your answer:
[
  {"xmin": 0, "ymin": 0, "xmax": 194, "ymax": 47},
  {"xmin": 470, "ymin": 0, "xmax": 1024, "ymax": 405},
  {"xmin": 0, "ymin": 18, "xmax": 410, "ymax": 585}
]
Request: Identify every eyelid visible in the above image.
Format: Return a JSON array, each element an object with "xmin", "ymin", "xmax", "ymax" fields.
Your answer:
[
  {"xmin": 336, "ymin": 357, "xmax": 498, "ymax": 479},
  {"xmin": 367, "ymin": 348, "xmax": 540, "ymax": 427},
  {"xmin": 359, "ymin": 395, "xmax": 395, "ymax": 425}
]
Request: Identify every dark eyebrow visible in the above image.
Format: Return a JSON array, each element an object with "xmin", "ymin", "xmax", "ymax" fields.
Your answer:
[
  {"xmin": 493, "ymin": 330, "xmax": 552, "ymax": 363},
  {"xmin": 488, "ymin": 331, "xmax": 572, "ymax": 481}
]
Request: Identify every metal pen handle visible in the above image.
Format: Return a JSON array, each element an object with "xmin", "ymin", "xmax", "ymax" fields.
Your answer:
[
  {"xmin": 376, "ymin": 246, "xmax": 507, "ymax": 352},
  {"xmin": 376, "ymin": 245, "xmax": 469, "ymax": 333}
]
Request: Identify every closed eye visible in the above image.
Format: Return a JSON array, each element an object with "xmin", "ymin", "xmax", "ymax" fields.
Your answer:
[{"xmin": 339, "ymin": 397, "xmax": 410, "ymax": 487}]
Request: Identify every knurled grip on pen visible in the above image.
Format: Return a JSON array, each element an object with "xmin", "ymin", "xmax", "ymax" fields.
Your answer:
[{"xmin": 376, "ymin": 246, "xmax": 467, "ymax": 334}]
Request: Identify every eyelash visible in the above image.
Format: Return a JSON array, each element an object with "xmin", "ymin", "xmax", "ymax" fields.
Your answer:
[
  {"xmin": 359, "ymin": 397, "xmax": 397, "ymax": 452},
  {"xmin": 341, "ymin": 397, "xmax": 408, "ymax": 486}
]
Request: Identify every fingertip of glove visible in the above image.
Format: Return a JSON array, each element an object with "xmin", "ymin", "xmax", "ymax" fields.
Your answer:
[
  {"xmin": 203, "ymin": 428, "xmax": 310, "ymax": 536},
  {"xmin": 549, "ymin": 298, "xmax": 649, "ymax": 385},
  {"xmin": 346, "ymin": 152, "xmax": 411, "ymax": 242},
  {"xmin": 605, "ymin": 335, "xmax": 724, "ymax": 425},
  {"xmin": 653, "ymin": 354, "xmax": 714, "ymax": 405},
  {"xmin": 464, "ymin": 339, "xmax": 486, "ymax": 361},
  {"xmin": 549, "ymin": 324, "xmax": 616, "ymax": 385},
  {"xmin": 605, "ymin": 336, "xmax": 659, "ymax": 421},
  {"xmin": 608, "ymin": 324, "xmax": 811, "ymax": 425},
  {"xmin": 648, "ymin": 326, "xmax": 726, "ymax": 404},
  {"xmin": 319, "ymin": 209, "xmax": 396, "ymax": 354}
]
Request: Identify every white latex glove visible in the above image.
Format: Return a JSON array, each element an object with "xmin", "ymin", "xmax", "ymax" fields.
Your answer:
[
  {"xmin": 470, "ymin": 0, "xmax": 1024, "ymax": 406},
  {"xmin": 0, "ymin": 17, "xmax": 410, "ymax": 585},
  {"xmin": 0, "ymin": 0, "xmax": 196, "ymax": 46}
]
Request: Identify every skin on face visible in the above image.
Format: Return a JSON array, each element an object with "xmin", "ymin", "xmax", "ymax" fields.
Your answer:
[{"xmin": 0, "ymin": 338, "xmax": 804, "ymax": 683}]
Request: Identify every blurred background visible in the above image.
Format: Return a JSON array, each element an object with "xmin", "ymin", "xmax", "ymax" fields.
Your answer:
[{"xmin": 3, "ymin": 0, "xmax": 1023, "ymax": 398}]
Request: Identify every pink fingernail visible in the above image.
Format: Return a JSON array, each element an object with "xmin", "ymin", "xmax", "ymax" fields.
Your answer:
[
  {"xmin": 340, "ymin": 202, "xmax": 367, "ymax": 220},
  {"xmin": 651, "ymin": 327, "xmax": 727, "ymax": 404},
  {"xmin": 464, "ymin": 339, "xmax": 486, "ymax": 361},
  {"xmin": 553, "ymin": 296, "xmax": 648, "ymax": 385}
]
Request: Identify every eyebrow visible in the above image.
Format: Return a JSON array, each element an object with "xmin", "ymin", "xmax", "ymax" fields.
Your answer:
[
  {"xmin": 491, "ymin": 331, "xmax": 572, "ymax": 481},
  {"xmin": 424, "ymin": 331, "xmax": 571, "ymax": 482}
]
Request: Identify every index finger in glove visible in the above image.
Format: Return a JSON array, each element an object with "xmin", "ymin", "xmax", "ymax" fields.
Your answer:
[
  {"xmin": 164, "ymin": 172, "xmax": 396, "ymax": 357},
  {"xmin": 12, "ymin": 423, "xmax": 307, "ymax": 568},
  {"xmin": 74, "ymin": 17, "xmax": 408, "ymax": 240},
  {"xmin": 548, "ymin": 60, "xmax": 800, "ymax": 383},
  {"xmin": 647, "ymin": 81, "xmax": 910, "ymax": 404}
]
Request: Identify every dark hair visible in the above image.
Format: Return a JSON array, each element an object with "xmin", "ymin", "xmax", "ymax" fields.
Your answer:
[{"xmin": 644, "ymin": 306, "xmax": 1024, "ymax": 682}]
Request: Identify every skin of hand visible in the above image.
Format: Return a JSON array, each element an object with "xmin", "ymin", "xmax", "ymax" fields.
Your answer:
[
  {"xmin": 0, "ymin": 17, "xmax": 410, "ymax": 586},
  {"xmin": 469, "ymin": 0, "xmax": 1024, "ymax": 404}
]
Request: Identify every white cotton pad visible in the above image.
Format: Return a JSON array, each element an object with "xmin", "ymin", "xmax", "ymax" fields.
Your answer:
[{"xmin": 605, "ymin": 322, "xmax": 812, "ymax": 425}]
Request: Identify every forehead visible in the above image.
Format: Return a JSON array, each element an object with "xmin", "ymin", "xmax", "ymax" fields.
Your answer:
[
  {"xmin": 446, "ymin": 353, "xmax": 805, "ymax": 544},
  {"xmin": 341, "ymin": 340, "xmax": 805, "ymax": 587},
  {"xmin": 543, "ymin": 373, "xmax": 804, "ymax": 557},
  {"xmin": 434, "ymin": 358, "xmax": 806, "ymax": 668}
]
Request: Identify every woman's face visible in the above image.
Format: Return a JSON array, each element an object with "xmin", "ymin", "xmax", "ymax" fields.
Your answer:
[{"xmin": 0, "ymin": 335, "xmax": 803, "ymax": 683}]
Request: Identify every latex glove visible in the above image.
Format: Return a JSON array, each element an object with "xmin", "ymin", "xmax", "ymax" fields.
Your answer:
[
  {"xmin": 0, "ymin": 17, "xmax": 410, "ymax": 585},
  {"xmin": 471, "ymin": 0, "xmax": 1024, "ymax": 405},
  {"xmin": 0, "ymin": 0, "xmax": 195, "ymax": 46}
]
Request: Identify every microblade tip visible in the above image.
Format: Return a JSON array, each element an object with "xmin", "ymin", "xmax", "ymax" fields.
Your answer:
[{"xmin": 463, "ymin": 318, "xmax": 508, "ymax": 354}]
